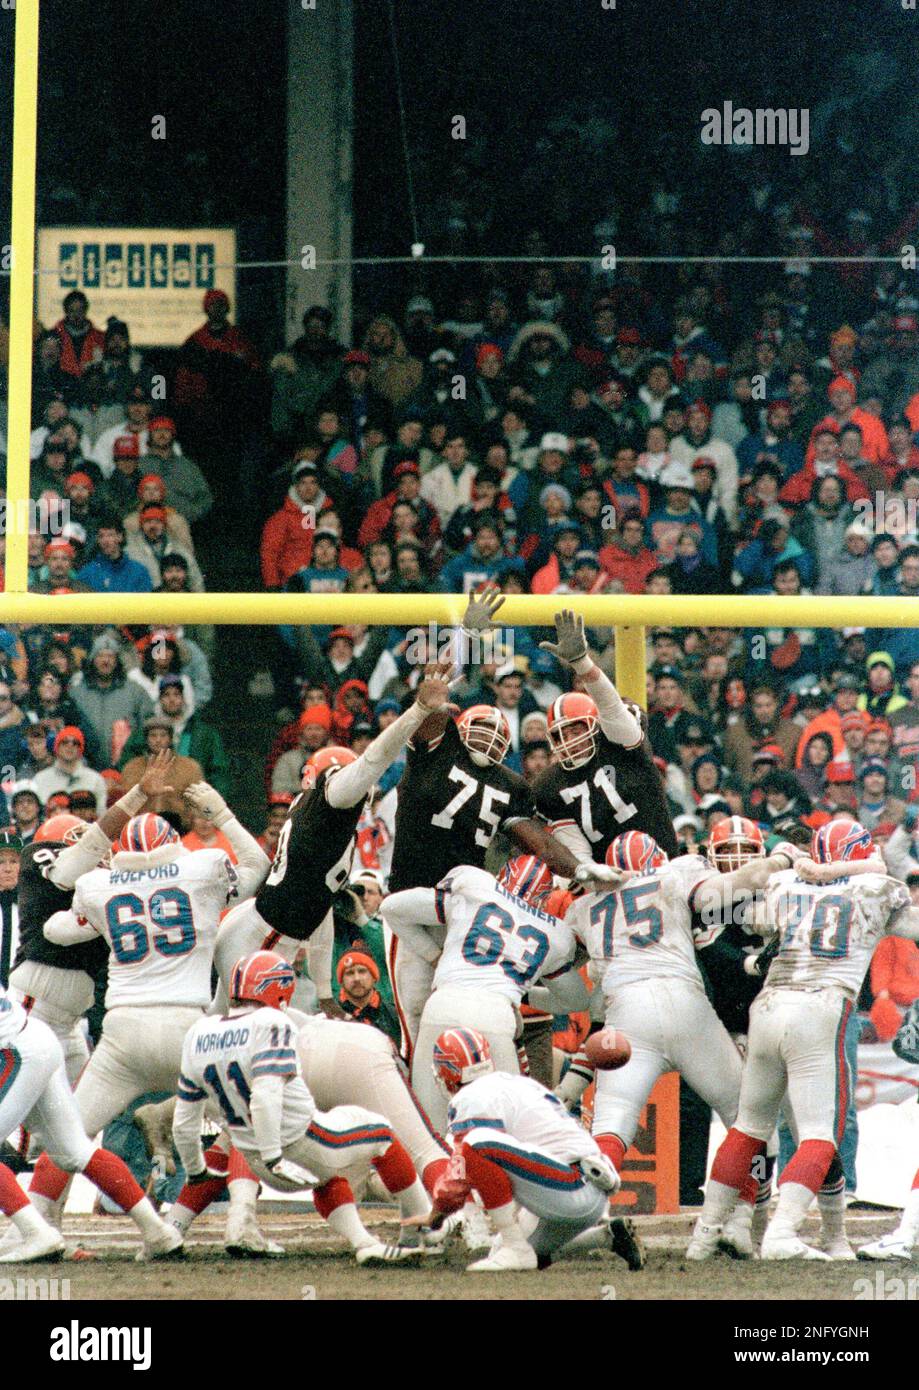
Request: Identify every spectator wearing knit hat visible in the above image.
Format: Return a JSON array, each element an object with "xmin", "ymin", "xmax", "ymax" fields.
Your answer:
[
  {"xmin": 334, "ymin": 942, "xmax": 400, "ymax": 1044},
  {"xmin": 173, "ymin": 289, "xmax": 262, "ymax": 466},
  {"xmin": 30, "ymin": 538, "xmax": 92, "ymax": 595},
  {"xmin": 68, "ymin": 631, "xmax": 153, "ymax": 765},
  {"xmin": 137, "ymin": 416, "xmax": 213, "ymax": 524},
  {"xmin": 123, "ymin": 473, "xmax": 196, "ymax": 555},
  {"xmin": 857, "ymin": 759, "xmax": 907, "ymax": 830},
  {"xmin": 120, "ymin": 715, "xmax": 204, "ymax": 829},
  {"xmin": 270, "ymin": 704, "xmax": 332, "ymax": 796},
  {"xmin": 125, "ymin": 502, "xmax": 204, "ymax": 592},
  {"xmin": 296, "ymin": 623, "xmax": 389, "ymax": 701},
  {"xmin": 119, "ymin": 676, "xmax": 229, "ymax": 796},
  {"xmin": 724, "ymin": 681, "xmax": 801, "ymax": 785},
  {"xmin": 669, "ymin": 398, "xmax": 739, "ymax": 527},
  {"xmin": 91, "ymin": 379, "xmax": 153, "ymax": 477},
  {"xmin": 359, "ymin": 458, "xmax": 442, "ymax": 550},
  {"xmin": 269, "ymin": 304, "xmax": 343, "ymax": 453},
  {"xmin": 808, "ymin": 376, "xmax": 890, "ymax": 466},
  {"xmin": 816, "ymin": 517, "xmax": 876, "ymax": 595},
  {"xmin": 99, "ymin": 432, "xmax": 145, "ymax": 516},
  {"xmin": 32, "ymin": 725, "xmax": 107, "ymax": 815}
]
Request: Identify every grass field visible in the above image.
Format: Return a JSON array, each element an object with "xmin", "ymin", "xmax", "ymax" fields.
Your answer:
[{"xmin": 1, "ymin": 1209, "xmax": 910, "ymax": 1301}]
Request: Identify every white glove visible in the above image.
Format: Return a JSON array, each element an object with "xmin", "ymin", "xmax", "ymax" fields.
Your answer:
[
  {"xmin": 574, "ymin": 862, "xmax": 623, "ymax": 889},
  {"xmin": 262, "ymin": 1156, "xmax": 319, "ymax": 1192},
  {"xmin": 579, "ymin": 1153, "xmax": 621, "ymax": 1194},
  {"xmin": 185, "ymin": 782, "xmax": 231, "ymax": 827}
]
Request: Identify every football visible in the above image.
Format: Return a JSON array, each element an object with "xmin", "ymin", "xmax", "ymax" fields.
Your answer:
[{"xmin": 584, "ymin": 1028, "xmax": 632, "ymax": 1071}]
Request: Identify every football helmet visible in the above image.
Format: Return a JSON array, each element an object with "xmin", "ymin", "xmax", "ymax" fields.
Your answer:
[
  {"xmin": 117, "ymin": 813, "xmax": 180, "ymax": 855},
  {"xmin": 34, "ymin": 813, "xmax": 88, "ymax": 845},
  {"xmin": 456, "ymin": 705, "xmax": 511, "ymax": 767},
  {"xmin": 301, "ymin": 745, "xmax": 358, "ymax": 790},
  {"xmin": 546, "ymin": 692, "xmax": 599, "ymax": 769},
  {"xmin": 230, "ymin": 951, "xmax": 296, "ymax": 1011},
  {"xmin": 497, "ymin": 854, "xmax": 553, "ymax": 903},
  {"xmin": 605, "ymin": 831, "xmax": 667, "ymax": 873},
  {"xmin": 707, "ymin": 816, "xmax": 765, "ymax": 872},
  {"xmin": 432, "ymin": 1028, "xmax": 494, "ymax": 1095},
  {"xmin": 811, "ymin": 819, "xmax": 873, "ymax": 864}
]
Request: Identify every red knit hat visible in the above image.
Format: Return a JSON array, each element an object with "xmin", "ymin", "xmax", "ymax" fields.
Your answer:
[
  {"xmin": 336, "ymin": 950, "xmax": 379, "ymax": 984},
  {"xmin": 299, "ymin": 704, "xmax": 332, "ymax": 731},
  {"xmin": 54, "ymin": 725, "xmax": 85, "ymax": 755}
]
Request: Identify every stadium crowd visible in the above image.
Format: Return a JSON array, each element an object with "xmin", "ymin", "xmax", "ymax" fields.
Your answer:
[{"xmin": 2, "ymin": 158, "xmax": 919, "ymax": 1164}]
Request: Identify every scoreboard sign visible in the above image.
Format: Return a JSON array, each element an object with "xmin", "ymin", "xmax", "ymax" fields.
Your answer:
[{"xmin": 37, "ymin": 227, "xmax": 237, "ymax": 347}]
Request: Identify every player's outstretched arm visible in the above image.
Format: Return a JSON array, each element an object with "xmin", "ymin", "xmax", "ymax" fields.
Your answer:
[
  {"xmin": 48, "ymin": 751, "xmax": 179, "ymax": 887},
  {"xmin": 43, "ymin": 908, "xmax": 98, "ymax": 946},
  {"xmin": 509, "ymin": 816, "xmax": 622, "ymax": 887},
  {"xmin": 380, "ymin": 887, "xmax": 444, "ymax": 963},
  {"xmin": 540, "ymin": 610, "xmax": 642, "ymax": 748},
  {"xmin": 325, "ymin": 660, "xmax": 454, "ymax": 808},
  {"xmin": 796, "ymin": 855, "xmax": 886, "ymax": 884},
  {"xmin": 184, "ymin": 782, "xmax": 270, "ymax": 899}
]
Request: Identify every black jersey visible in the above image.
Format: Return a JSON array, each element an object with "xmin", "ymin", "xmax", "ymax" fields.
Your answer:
[
  {"xmin": 13, "ymin": 840, "xmax": 109, "ymax": 978},
  {"xmin": 695, "ymin": 917, "xmax": 766, "ymax": 1036},
  {"xmin": 388, "ymin": 720, "xmax": 535, "ymax": 892},
  {"xmin": 533, "ymin": 732, "xmax": 679, "ymax": 859},
  {"xmin": 255, "ymin": 771, "xmax": 363, "ymax": 940}
]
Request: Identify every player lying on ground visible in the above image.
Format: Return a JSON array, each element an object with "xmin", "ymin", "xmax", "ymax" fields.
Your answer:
[
  {"xmin": 410, "ymin": 1027, "xmax": 644, "ymax": 1273},
  {"xmin": 688, "ymin": 820, "xmax": 919, "ymax": 1262},
  {"xmin": 172, "ymin": 951, "xmax": 431, "ymax": 1267},
  {"xmin": 386, "ymin": 595, "xmax": 623, "ymax": 1059},
  {"xmin": 383, "ymin": 858, "xmax": 591, "ymax": 1133},
  {"xmin": 0, "ymin": 985, "xmax": 182, "ymax": 1263},
  {"xmin": 859, "ymin": 999, "xmax": 919, "ymax": 1262},
  {"xmin": 17, "ymin": 793, "xmax": 269, "ymax": 1255}
]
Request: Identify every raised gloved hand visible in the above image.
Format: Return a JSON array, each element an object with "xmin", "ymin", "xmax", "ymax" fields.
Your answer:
[
  {"xmin": 579, "ymin": 1153, "xmax": 620, "ymax": 1194},
  {"xmin": 574, "ymin": 862, "xmax": 624, "ymax": 890},
  {"xmin": 185, "ymin": 782, "xmax": 231, "ymax": 827},
  {"xmin": 462, "ymin": 585, "xmax": 505, "ymax": 635},
  {"xmin": 539, "ymin": 610, "xmax": 589, "ymax": 667},
  {"xmin": 263, "ymin": 1155, "xmax": 319, "ymax": 1192}
]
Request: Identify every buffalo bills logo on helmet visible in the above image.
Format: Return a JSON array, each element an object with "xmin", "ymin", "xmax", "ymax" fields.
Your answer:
[
  {"xmin": 253, "ymin": 963, "xmax": 296, "ymax": 996},
  {"xmin": 117, "ymin": 813, "xmax": 180, "ymax": 855},
  {"xmin": 606, "ymin": 831, "xmax": 666, "ymax": 873},
  {"xmin": 812, "ymin": 820, "xmax": 873, "ymax": 864}
]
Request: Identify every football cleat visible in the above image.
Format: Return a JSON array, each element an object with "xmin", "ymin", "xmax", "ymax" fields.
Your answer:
[
  {"xmin": 816, "ymin": 1235, "xmax": 856, "ymax": 1261},
  {"xmin": 719, "ymin": 1203, "xmax": 755, "ymax": 1259},
  {"xmin": 459, "ymin": 1199, "xmax": 493, "ymax": 1253},
  {"xmin": 355, "ymin": 1241, "xmax": 424, "ymax": 1267},
  {"xmin": 467, "ymin": 1234, "xmax": 538, "ymax": 1272},
  {"xmin": 136, "ymin": 1224, "xmax": 185, "ymax": 1262},
  {"xmin": 760, "ymin": 1234, "xmax": 832, "ymax": 1262},
  {"xmin": 224, "ymin": 1207, "xmax": 284, "ymax": 1259},
  {"xmin": 609, "ymin": 1216, "xmax": 646, "ymax": 1270},
  {"xmin": 857, "ymin": 1234, "xmax": 915, "ymax": 1262},
  {"xmin": 0, "ymin": 1227, "xmax": 64, "ymax": 1264},
  {"xmin": 686, "ymin": 1220, "xmax": 723, "ymax": 1262}
]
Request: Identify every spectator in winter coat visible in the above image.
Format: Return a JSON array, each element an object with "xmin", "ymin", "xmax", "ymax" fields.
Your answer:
[
  {"xmin": 76, "ymin": 515, "xmax": 152, "ymax": 594},
  {"xmin": 789, "ymin": 475, "xmax": 853, "ymax": 584},
  {"xmin": 419, "ymin": 433, "xmax": 478, "ymax": 530},
  {"xmin": 361, "ymin": 460, "xmax": 442, "ymax": 549},
  {"xmin": 505, "ymin": 321, "xmax": 583, "ymax": 423},
  {"xmin": 68, "ymin": 631, "xmax": 153, "ymax": 765},
  {"xmin": 668, "ymin": 399, "xmax": 739, "ymax": 527},
  {"xmin": 647, "ymin": 461, "xmax": 718, "ymax": 566},
  {"xmin": 271, "ymin": 706, "xmax": 332, "ymax": 796},
  {"xmin": 736, "ymin": 398, "xmax": 804, "ymax": 481},
  {"xmin": 815, "ymin": 518, "xmax": 876, "ymax": 595},
  {"xmin": 120, "ymin": 715, "xmax": 204, "ymax": 829},
  {"xmin": 724, "ymin": 682, "xmax": 801, "ymax": 784},
  {"xmin": 53, "ymin": 291, "xmax": 105, "ymax": 379},
  {"xmin": 439, "ymin": 516, "xmax": 506, "ymax": 593},
  {"xmin": 269, "ymin": 305, "xmax": 343, "ymax": 451},
  {"xmin": 32, "ymin": 726, "xmax": 107, "ymax": 816},
  {"xmin": 126, "ymin": 505, "xmax": 204, "ymax": 592},
  {"xmin": 137, "ymin": 416, "xmax": 213, "ymax": 524},
  {"xmin": 361, "ymin": 315, "xmax": 423, "ymax": 409},
  {"xmin": 597, "ymin": 516, "xmax": 659, "ymax": 592},
  {"xmin": 119, "ymin": 677, "xmax": 229, "ymax": 796}
]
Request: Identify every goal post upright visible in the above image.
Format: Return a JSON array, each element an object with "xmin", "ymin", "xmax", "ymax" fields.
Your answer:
[{"xmin": 6, "ymin": 0, "xmax": 40, "ymax": 595}]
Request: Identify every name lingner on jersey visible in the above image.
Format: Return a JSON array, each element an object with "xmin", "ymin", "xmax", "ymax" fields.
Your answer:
[{"xmin": 493, "ymin": 880, "xmax": 556, "ymax": 924}]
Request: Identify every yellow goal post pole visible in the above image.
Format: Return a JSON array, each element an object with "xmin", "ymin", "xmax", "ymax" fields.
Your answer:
[
  {"xmin": 5, "ymin": 0, "xmax": 41, "ymax": 595},
  {"xmin": 2, "ymin": 592, "xmax": 919, "ymax": 630}
]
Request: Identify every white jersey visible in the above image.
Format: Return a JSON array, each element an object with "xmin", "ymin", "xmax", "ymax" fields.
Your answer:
[
  {"xmin": 448, "ymin": 1071, "xmax": 600, "ymax": 1165},
  {"xmin": 763, "ymin": 870, "xmax": 913, "ymax": 999},
  {"xmin": 566, "ymin": 854, "xmax": 714, "ymax": 993},
  {"xmin": 0, "ymin": 985, "xmax": 27, "ymax": 1046},
  {"xmin": 178, "ymin": 1006, "xmax": 316, "ymax": 1156},
  {"xmin": 432, "ymin": 865, "xmax": 577, "ymax": 1003},
  {"xmin": 73, "ymin": 847, "xmax": 236, "ymax": 1008}
]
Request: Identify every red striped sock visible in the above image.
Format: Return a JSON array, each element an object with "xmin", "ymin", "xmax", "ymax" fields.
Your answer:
[
  {"xmin": 83, "ymin": 1147, "xmax": 145, "ymax": 1213},
  {"xmin": 313, "ymin": 1176, "xmax": 354, "ymax": 1219},
  {"xmin": 227, "ymin": 1148, "xmax": 256, "ymax": 1184},
  {"xmin": 594, "ymin": 1133, "xmax": 626, "ymax": 1171},
  {"xmin": 711, "ymin": 1129, "xmax": 766, "ymax": 1193},
  {"xmin": 0, "ymin": 1161, "xmax": 30, "ymax": 1217},
  {"xmin": 779, "ymin": 1140, "xmax": 836, "ymax": 1196},
  {"xmin": 29, "ymin": 1153, "xmax": 70, "ymax": 1202},
  {"xmin": 372, "ymin": 1137, "xmax": 415, "ymax": 1194},
  {"xmin": 174, "ymin": 1146, "xmax": 229, "ymax": 1215},
  {"xmin": 458, "ymin": 1143, "xmax": 514, "ymax": 1210}
]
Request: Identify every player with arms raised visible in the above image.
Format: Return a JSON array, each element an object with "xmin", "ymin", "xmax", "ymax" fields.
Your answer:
[
  {"xmin": 533, "ymin": 610, "xmax": 679, "ymax": 861},
  {"xmin": 689, "ymin": 820, "xmax": 918, "ymax": 1261},
  {"xmin": 387, "ymin": 592, "xmax": 616, "ymax": 1054}
]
